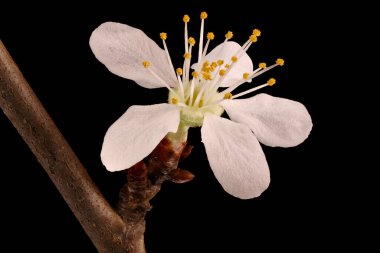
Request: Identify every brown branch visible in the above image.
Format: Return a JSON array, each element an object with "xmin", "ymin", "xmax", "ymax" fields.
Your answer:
[
  {"xmin": 0, "ymin": 39, "xmax": 128, "ymax": 253},
  {"xmin": 0, "ymin": 39, "xmax": 195, "ymax": 253}
]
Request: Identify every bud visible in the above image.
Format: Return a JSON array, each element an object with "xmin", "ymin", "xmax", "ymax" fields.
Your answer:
[{"xmin": 168, "ymin": 169, "xmax": 195, "ymax": 183}]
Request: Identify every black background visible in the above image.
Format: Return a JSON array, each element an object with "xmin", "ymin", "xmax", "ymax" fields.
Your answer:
[{"xmin": 0, "ymin": 1, "xmax": 355, "ymax": 252}]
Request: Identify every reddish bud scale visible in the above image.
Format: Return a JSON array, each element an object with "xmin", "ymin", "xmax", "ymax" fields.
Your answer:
[
  {"xmin": 118, "ymin": 137, "xmax": 191, "ymax": 226},
  {"xmin": 180, "ymin": 144, "xmax": 194, "ymax": 161},
  {"xmin": 147, "ymin": 137, "xmax": 187, "ymax": 178},
  {"xmin": 168, "ymin": 169, "xmax": 195, "ymax": 184}
]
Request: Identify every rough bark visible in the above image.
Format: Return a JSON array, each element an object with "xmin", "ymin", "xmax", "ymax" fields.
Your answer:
[
  {"xmin": 0, "ymin": 39, "xmax": 193, "ymax": 252},
  {"xmin": 0, "ymin": 39, "xmax": 130, "ymax": 253}
]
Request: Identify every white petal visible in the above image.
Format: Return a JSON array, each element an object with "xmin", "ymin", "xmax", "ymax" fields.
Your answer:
[
  {"xmin": 101, "ymin": 104, "xmax": 181, "ymax": 171},
  {"xmin": 201, "ymin": 114, "xmax": 270, "ymax": 199},
  {"xmin": 192, "ymin": 41, "xmax": 253, "ymax": 87},
  {"xmin": 90, "ymin": 22, "xmax": 177, "ymax": 89},
  {"xmin": 222, "ymin": 93, "xmax": 313, "ymax": 147}
]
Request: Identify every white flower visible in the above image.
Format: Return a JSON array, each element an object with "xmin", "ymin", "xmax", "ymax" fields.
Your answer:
[{"xmin": 90, "ymin": 13, "xmax": 313, "ymax": 199}]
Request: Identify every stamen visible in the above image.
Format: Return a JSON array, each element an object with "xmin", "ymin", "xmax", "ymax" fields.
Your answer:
[
  {"xmin": 193, "ymin": 82, "xmax": 208, "ymax": 107},
  {"xmin": 142, "ymin": 61, "xmax": 177, "ymax": 94},
  {"xmin": 160, "ymin": 32, "xmax": 177, "ymax": 81},
  {"xmin": 188, "ymin": 37, "xmax": 196, "ymax": 46},
  {"xmin": 220, "ymin": 66, "xmax": 265, "ymax": 96},
  {"xmin": 241, "ymin": 40, "xmax": 252, "ymax": 51},
  {"xmin": 184, "ymin": 45, "xmax": 194, "ymax": 83},
  {"xmin": 224, "ymin": 93, "xmax": 232, "ymax": 99},
  {"xmin": 252, "ymin": 29, "xmax": 261, "ymax": 37},
  {"xmin": 158, "ymin": 17, "xmax": 282, "ymax": 111},
  {"xmin": 276, "ymin": 58, "xmax": 285, "ymax": 66},
  {"xmin": 198, "ymin": 11, "xmax": 208, "ymax": 63},
  {"xmin": 183, "ymin": 53, "xmax": 191, "ymax": 59},
  {"xmin": 160, "ymin": 33, "xmax": 167, "ymax": 40},
  {"xmin": 183, "ymin": 15, "xmax": 190, "ymax": 53},
  {"xmin": 200, "ymin": 11, "xmax": 208, "ymax": 19},
  {"xmin": 176, "ymin": 74, "xmax": 185, "ymax": 99},
  {"xmin": 183, "ymin": 15, "xmax": 190, "ymax": 23},
  {"xmin": 189, "ymin": 78, "xmax": 195, "ymax": 105},
  {"xmin": 232, "ymin": 78, "xmax": 275, "ymax": 99},
  {"xmin": 225, "ymin": 31, "xmax": 233, "ymax": 40},
  {"xmin": 210, "ymin": 31, "xmax": 260, "ymax": 94},
  {"xmin": 250, "ymin": 59, "xmax": 285, "ymax": 79},
  {"xmin": 238, "ymin": 33, "xmax": 259, "ymax": 58},
  {"xmin": 249, "ymin": 35, "xmax": 258, "ymax": 43},
  {"xmin": 259, "ymin": 62, "xmax": 267, "ymax": 69},
  {"xmin": 238, "ymin": 32, "xmax": 260, "ymax": 57},
  {"xmin": 142, "ymin": 61, "xmax": 151, "ymax": 68},
  {"xmin": 207, "ymin": 32, "xmax": 215, "ymax": 40},
  {"xmin": 201, "ymin": 32, "xmax": 215, "ymax": 61},
  {"xmin": 213, "ymin": 31, "xmax": 233, "ymax": 68},
  {"xmin": 267, "ymin": 78, "xmax": 276, "ymax": 86},
  {"xmin": 203, "ymin": 72, "xmax": 212, "ymax": 80},
  {"xmin": 171, "ymin": 97, "xmax": 178, "ymax": 104}
]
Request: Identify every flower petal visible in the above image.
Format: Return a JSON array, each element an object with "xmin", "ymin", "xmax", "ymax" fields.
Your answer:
[
  {"xmin": 101, "ymin": 104, "xmax": 181, "ymax": 171},
  {"xmin": 201, "ymin": 114, "xmax": 270, "ymax": 199},
  {"xmin": 90, "ymin": 22, "xmax": 177, "ymax": 89},
  {"xmin": 222, "ymin": 93, "xmax": 313, "ymax": 147},
  {"xmin": 192, "ymin": 41, "xmax": 253, "ymax": 87}
]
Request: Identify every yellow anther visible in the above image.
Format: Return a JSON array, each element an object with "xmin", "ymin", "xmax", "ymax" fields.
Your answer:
[
  {"xmin": 184, "ymin": 53, "xmax": 191, "ymax": 59},
  {"xmin": 231, "ymin": 56, "xmax": 238, "ymax": 63},
  {"xmin": 217, "ymin": 60, "xmax": 224, "ymax": 66},
  {"xmin": 203, "ymin": 61, "xmax": 210, "ymax": 67},
  {"xmin": 202, "ymin": 66, "xmax": 210, "ymax": 73},
  {"xmin": 276, "ymin": 58, "xmax": 285, "ymax": 66},
  {"xmin": 199, "ymin": 100, "xmax": 204, "ymax": 107},
  {"xmin": 188, "ymin": 37, "xmax": 196, "ymax": 46},
  {"xmin": 267, "ymin": 78, "xmax": 276, "ymax": 86},
  {"xmin": 224, "ymin": 93, "xmax": 233, "ymax": 99},
  {"xmin": 200, "ymin": 11, "xmax": 208, "ymax": 19},
  {"xmin": 249, "ymin": 35, "xmax": 258, "ymax": 43},
  {"xmin": 203, "ymin": 73, "xmax": 212, "ymax": 80},
  {"xmin": 219, "ymin": 69, "xmax": 226, "ymax": 76},
  {"xmin": 243, "ymin": 73, "xmax": 250, "ymax": 80},
  {"xmin": 225, "ymin": 64, "xmax": 230, "ymax": 69},
  {"xmin": 207, "ymin": 32, "xmax": 215, "ymax": 40},
  {"xmin": 211, "ymin": 62, "xmax": 218, "ymax": 68},
  {"xmin": 160, "ymin": 32, "xmax": 167, "ymax": 40},
  {"xmin": 252, "ymin": 29, "xmax": 261, "ymax": 37},
  {"xmin": 176, "ymin": 68, "xmax": 183, "ymax": 76},
  {"xmin": 192, "ymin": 71, "xmax": 199, "ymax": 78},
  {"xmin": 183, "ymin": 15, "xmax": 190, "ymax": 23},
  {"xmin": 142, "ymin": 61, "xmax": 151, "ymax": 68},
  {"xmin": 171, "ymin": 97, "xmax": 178, "ymax": 104},
  {"xmin": 209, "ymin": 66, "xmax": 215, "ymax": 72},
  {"xmin": 259, "ymin": 62, "xmax": 267, "ymax": 69},
  {"xmin": 225, "ymin": 31, "xmax": 233, "ymax": 40}
]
